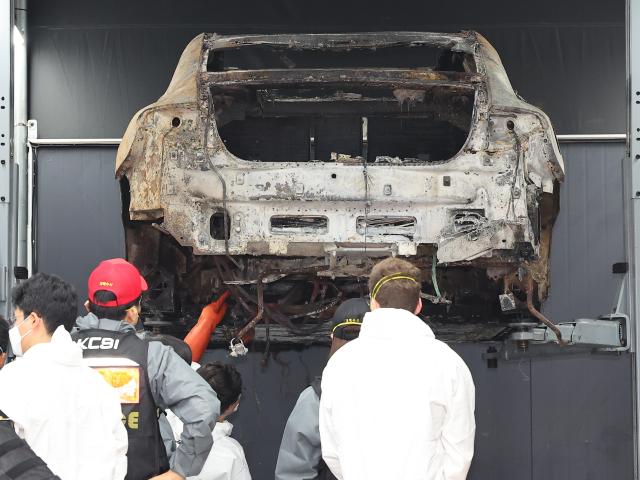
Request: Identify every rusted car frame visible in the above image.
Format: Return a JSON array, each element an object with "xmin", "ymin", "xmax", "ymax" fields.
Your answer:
[{"xmin": 116, "ymin": 32, "xmax": 564, "ymax": 341}]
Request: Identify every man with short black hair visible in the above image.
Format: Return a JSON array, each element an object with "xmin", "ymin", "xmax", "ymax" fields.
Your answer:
[
  {"xmin": 74, "ymin": 258, "xmax": 219, "ymax": 480},
  {"xmin": 0, "ymin": 312, "xmax": 61, "ymax": 479},
  {"xmin": 0, "ymin": 316, "xmax": 8, "ymax": 369},
  {"xmin": 275, "ymin": 298, "xmax": 368, "ymax": 480},
  {"xmin": 319, "ymin": 257, "xmax": 476, "ymax": 480},
  {"xmin": 0, "ymin": 273, "xmax": 127, "ymax": 480}
]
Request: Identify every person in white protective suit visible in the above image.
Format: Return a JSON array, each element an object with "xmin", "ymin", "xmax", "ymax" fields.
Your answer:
[
  {"xmin": 319, "ymin": 257, "xmax": 476, "ymax": 480},
  {"xmin": 0, "ymin": 273, "xmax": 127, "ymax": 480},
  {"xmin": 167, "ymin": 362, "xmax": 251, "ymax": 480}
]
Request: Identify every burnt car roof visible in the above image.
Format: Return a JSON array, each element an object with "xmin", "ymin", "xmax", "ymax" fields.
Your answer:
[{"xmin": 204, "ymin": 31, "xmax": 477, "ymax": 51}]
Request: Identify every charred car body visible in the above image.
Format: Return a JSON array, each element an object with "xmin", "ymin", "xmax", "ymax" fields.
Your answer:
[{"xmin": 116, "ymin": 32, "xmax": 564, "ymax": 344}]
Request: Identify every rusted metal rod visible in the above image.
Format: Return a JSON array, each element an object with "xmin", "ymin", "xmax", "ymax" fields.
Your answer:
[
  {"xmin": 216, "ymin": 258, "xmax": 340, "ymax": 344},
  {"xmin": 26, "ymin": 134, "xmax": 627, "ymax": 146},
  {"xmin": 526, "ymin": 278, "xmax": 568, "ymax": 346},
  {"xmin": 233, "ymin": 274, "xmax": 265, "ymax": 341},
  {"xmin": 205, "ymin": 69, "xmax": 480, "ymax": 89}
]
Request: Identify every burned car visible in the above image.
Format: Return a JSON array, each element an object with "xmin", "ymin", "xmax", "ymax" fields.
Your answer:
[{"xmin": 116, "ymin": 32, "xmax": 564, "ymax": 344}]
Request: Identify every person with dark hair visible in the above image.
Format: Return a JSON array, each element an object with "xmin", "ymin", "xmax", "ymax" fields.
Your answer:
[
  {"xmin": 0, "ymin": 316, "xmax": 8, "ymax": 369},
  {"xmin": 73, "ymin": 258, "xmax": 219, "ymax": 480},
  {"xmin": 0, "ymin": 315, "xmax": 61, "ymax": 479},
  {"xmin": 275, "ymin": 298, "xmax": 368, "ymax": 480},
  {"xmin": 0, "ymin": 273, "xmax": 127, "ymax": 480},
  {"xmin": 166, "ymin": 362, "xmax": 251, "ymax": 480},
  {"xmin": 319, "ymin": 257, "xmax": 476, "ymax": 480}
]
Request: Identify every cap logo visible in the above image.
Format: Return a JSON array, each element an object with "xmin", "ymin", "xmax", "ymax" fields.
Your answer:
[
  {"xmin": 332, "ymin": 319, "xmax": 363, "ymax": 333},
  {"xmin": 99, "ymin": 281, "xmax": 114, "ymax": 287}
]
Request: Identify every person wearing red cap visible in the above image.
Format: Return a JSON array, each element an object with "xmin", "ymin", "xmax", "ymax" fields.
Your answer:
[{"xmin": 73, "ymin": 258, "xmax": 220, "ymax": 480}]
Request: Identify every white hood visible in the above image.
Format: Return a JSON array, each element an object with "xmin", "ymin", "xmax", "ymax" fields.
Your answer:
[
  {"xmin": 213, "ymin": 420, "xmax": 234, "ymax": 441},
  {"xmin": 23, "ymin": 326, "xmax": 84, "ymax": 366},
  {"xmin": 360, "ymin": 307, "xmax": 436, "ymax": 341}
]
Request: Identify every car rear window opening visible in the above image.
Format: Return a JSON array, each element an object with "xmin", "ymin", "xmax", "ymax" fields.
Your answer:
[
  {"xmin": 208, "ymin": 43, "xmax": 475, "ymax": 164},
  {"xmin": 214, "ymin": 85, "xmax": 474, "ymax": 163},
  {"xmin": 207, "ymin": 44, "xmax": 450, "ymax": 71}
]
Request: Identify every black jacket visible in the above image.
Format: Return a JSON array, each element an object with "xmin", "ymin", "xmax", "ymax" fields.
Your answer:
[{"xmin": 0, "ymin": 416, "xmax": 60, "ymax": 480}]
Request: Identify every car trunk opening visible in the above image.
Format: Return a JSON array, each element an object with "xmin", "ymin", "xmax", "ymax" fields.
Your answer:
[
  {"xmin": 214, "ymin": 85, "xmax": 474, "ymax": 163},
  {"xmin": 207, "ymin": 42, "xmax": 477, "ymax": 163}
]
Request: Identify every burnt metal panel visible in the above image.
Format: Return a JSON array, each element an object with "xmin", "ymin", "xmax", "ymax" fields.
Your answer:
[
  {"xmin": 34, "ymin": 147, "xmax": 125, "ymax": 307},
  {"xmin": 543, "ymin": 143, "xmax": 626, "ymax": 322},
  {"xmin": 114, "ymin": 31, "xmax": 563, "ymax": 325}
]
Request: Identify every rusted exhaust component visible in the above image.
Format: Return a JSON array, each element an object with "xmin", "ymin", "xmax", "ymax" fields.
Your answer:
[
  {"xmin": 228, "ymin": 264, "xmax": 339, "ymax": 354},
  {"xmin": 233, "ymin": 274, "xmax": 265, "ymax": 343},
  {"xmin": 526, "ymin": 278, "xmax": 568, "ymax": 346},
  {"xmin": 229, "ymin": 274, "xmax": 264, "ymax": 357}
]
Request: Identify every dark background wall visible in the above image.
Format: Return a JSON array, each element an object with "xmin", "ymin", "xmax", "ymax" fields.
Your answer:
[
  {"xmin": 544, "ymin": 143, "xmax": 627, "ymax": 322},
  {"xmin": 201, "ymin": 344, "xmax": 634, "ymax": 480},
  {"xmin": 29, "ymin": 0, "xmax": 624, "ymax": 137},
  {"xmin": 28, "ymin": 1, "xmax": 632, "ymax": 479},
  {"xmin": 35, "ymin": 143, "xmax": 633, "ymax": 480}
]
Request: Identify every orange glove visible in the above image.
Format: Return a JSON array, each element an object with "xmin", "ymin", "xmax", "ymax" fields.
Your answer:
[{"xmin": 184, "ymin": 291, "xmax": 230, "ymax": 363}]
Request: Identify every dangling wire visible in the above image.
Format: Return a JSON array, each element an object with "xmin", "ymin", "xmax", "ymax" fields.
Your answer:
[
  {"xmin": 506, "ymin": 128, "xmax": 522, "ymax": 221},
  {"xmin": 363, "ymin": 159, "xmax": 370, "ymax": 253},
  {"xmin": 362, "ymin": 116, "xmax": 370, "ymax": 254},
  {"xmin": 431, "ymin": 252, "xmax": 442, "ymax": 299},
  {"xmin": 204, "ymin": 90, "xmax": 230, "ymax": 256}
]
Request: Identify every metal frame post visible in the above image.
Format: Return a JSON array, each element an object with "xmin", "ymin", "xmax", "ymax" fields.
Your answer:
[
  {"xmin": 0, "ymin": 0, "xmax": 13, "ymax": 318},
  {"xmin": 628, "ymin": 0, "xmax": 640, "ymax": 476},
  {"xmin": 13, "ymin": 0, "xmax": 26, "ymax": 276}
]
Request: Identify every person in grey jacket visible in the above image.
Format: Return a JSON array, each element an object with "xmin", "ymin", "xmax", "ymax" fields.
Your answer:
[
  {"xmin": 274, "ymin": 298, "xmax": 368, "ymax": 480},
  {"xmin": 74, "ymin": 258, "xmax": 220, "ymax": 480}
]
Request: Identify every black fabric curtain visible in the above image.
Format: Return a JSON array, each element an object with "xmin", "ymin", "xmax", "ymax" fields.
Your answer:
[{"xmin": 28, "ymin": 0, "xmax": 624, "ymax": 138}]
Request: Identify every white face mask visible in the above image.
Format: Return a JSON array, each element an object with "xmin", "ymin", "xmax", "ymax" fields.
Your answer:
[{"xmin": 9, "ymin": 315, "xmax": 33, "ymax": 357}]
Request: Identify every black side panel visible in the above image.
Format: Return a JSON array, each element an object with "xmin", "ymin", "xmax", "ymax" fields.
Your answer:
[
  {"xmin": 544, "ymin": 143, "xmax": 627, "ymax": 321},
  {"xmin": 455, "ymin": 344, "xmax": 533, "ymax": 480},
  {"xmin": 200, "ymin": 344, "xmax": 634, "ymax": 480},
  {"xmin": 201, "ymin": 346, "xmax": 331, "ymax": 478},
  {"xmin": 35, "ymin": 147, "xmax": 125, "ymax": 307},
  {"xmin": 530, "ymin": 352, "xmax": 634, "ymax": 480}
]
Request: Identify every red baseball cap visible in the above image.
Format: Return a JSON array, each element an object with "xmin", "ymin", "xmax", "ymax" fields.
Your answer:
[{"xmin": 88, "ymin": 258, "xmax": 148, "ymax": 307}]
